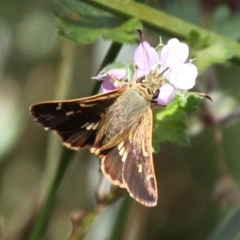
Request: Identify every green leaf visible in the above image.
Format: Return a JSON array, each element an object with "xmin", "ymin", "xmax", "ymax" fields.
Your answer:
[
  {"xmin": 58, "ymin": 0, "xmax": 112, "ymax": 17},
  {"xmin": 196, "ymin": 41, "xmax": 234, "ymax": 73},
  {"xmin": 187, "ymin": 30, "xmax": 235, "ymax": 73},
  {"xmin": 56, "ymin": 1, "xmax": 142, "ymax": 44},
  {"xmin": 93, "ymin": 61, "xmax": 135, "ymax": 82},
  {"xmin": 187, "ymin": 28, "xmax": 237, "ymax": 73},
  {"xmin": 187, "ymin": 30, "xmax": 209, "ymax": 52},
  {"xmin": 152, "ymin": 94, "xmax": 203, "ymax": 152},
  {"xmin": 179, "ymin": 94, "xmax": 203, "ymax": 112}
]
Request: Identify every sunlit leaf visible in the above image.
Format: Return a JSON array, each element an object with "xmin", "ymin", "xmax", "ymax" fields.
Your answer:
[
  {"xmin": 56, "ymin": 1, "xmax": 142, "ymax": 44},
  {"xmin": 196, "ymin": 41, "xmax": 234, "ymax": 73},
  {"xmin": 152, "ymin": 94, "xmax": 203, "ymax": 152}
]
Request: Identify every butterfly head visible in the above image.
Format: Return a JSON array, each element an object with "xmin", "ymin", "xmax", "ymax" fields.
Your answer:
[{"xmin": 135, "ymin": 68, "xmax": 167, "ymax": 101}]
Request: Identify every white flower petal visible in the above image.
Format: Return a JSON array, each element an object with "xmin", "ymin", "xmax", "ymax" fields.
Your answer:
[
  {"xmin": 160, "ymin": 38, "xmax": 189, "ymax": 69},
  {"xmin": 165, "ymin": 63, "xmax": 197, "ymax": 90}
]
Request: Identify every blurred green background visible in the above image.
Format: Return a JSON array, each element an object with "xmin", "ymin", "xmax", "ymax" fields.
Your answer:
[{"xmin": 1, "ymin": 0, "xmax": 240, "ymax": 240}]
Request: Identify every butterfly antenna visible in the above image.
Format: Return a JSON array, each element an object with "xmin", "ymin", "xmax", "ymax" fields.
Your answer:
[
  {"xmin": 159, "ymin": 67, "xmax": 169, "ymax": 77},
  {"xmin": 137, "ymin": 29, "xmax": 144, "ymax": 42},
  {"xmin": 176, "ymin": 90, "xmax": 213, "ymax": 101}
]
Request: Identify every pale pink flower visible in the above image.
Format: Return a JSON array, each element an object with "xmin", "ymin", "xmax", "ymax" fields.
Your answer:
[
  {"xmin": 94, "ymin": 38, "xmax": 197, "ymax": 106},
  {"xmin": 134, "ymin": 38, "xmax": 197, "ymax": 105}
]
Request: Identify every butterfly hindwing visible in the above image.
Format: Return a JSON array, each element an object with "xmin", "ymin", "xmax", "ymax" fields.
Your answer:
[
  {"xmin": 100, "ymin": 147, "xmax": 125, "ymax": 188},
  {"xmin": 97, "ymin": 106, "xmax": 157, "ymax": 206},
  {"xmin": 30, "ymin": 89, "xmax": 125, "ymax": 150},
  {"xmin": 122, "ymin": 107, "xmax": 157, "ymax": 206}
]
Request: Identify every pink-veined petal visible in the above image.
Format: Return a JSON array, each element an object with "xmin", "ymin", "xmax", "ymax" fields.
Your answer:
[
  {"xmin": 101, "ymin": 77, "xmax": 116, "ymax": 93},
  {"xmin": 156, "ymin": 83, "xmax": 175, "ymax": 105},
  {"xmin": 134, "ymin": 41, "xmax": 159, "ymax": 78},
  {"xmin": 94, "ymin": 69, "xmax": 127, "ymax": 81},
  {"xmin": 166, "ymin": 63, "xmax": 197, "ymax": 90},
  {"xmin": 136, "ymin": 68, "xmax": 147, "ymax": 79},
  {"xmin": 160, "ymin": 38, "xmax": 189, "ymax": 68}
]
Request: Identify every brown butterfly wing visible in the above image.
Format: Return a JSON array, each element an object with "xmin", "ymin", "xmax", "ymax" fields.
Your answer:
[
  {"xmin": 29, "ymin": 89, "xmax": 125, "ymax": 150},
  {"xmin": 30, "ymin": 88, "xmax": 158, "ymax": 206},
  {"xmin": 97, "ymin": 106, "xmax": 157, "ymax": 206},
  {"xmin": 122, "ymin": 107, "xmax": 157, "ymax": 206},
  {"xmin": 99, "ymin": 147, "xmax": 126, "ymax": 188}
]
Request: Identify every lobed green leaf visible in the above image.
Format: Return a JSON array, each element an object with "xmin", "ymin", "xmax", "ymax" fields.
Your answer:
[
  {"xmin": 152, "ymin": 94, "xmax": 203, "ymax": 152},
  {"xmin": 56, "ymin": 1, "xmax": 142, "ymax": 44}
]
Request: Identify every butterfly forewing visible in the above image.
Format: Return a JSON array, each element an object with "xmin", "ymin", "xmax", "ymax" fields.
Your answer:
[
  {"xmin": 30, "ymin": 89, "xmax": 124, "ymax": 149},
  {"xmin": 30, "ymin": 84, "xmax": 159, "ymax": 207}
]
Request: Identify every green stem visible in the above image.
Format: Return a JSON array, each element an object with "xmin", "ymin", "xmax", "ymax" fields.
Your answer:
[
  {"xmin": 28, "ymin": 149, "xmax": 74, "ymax": 240},
  {"xmin": 109, "ymin": 197, "xmax": 132, "ymax": 240},
  {"xmin": 28, "ymin": 41, "xmax": 76, "ymax": 240},
  {"xmin": 85, "ymin": 0, "xmax": 240, "ymax": 64},
  {"xmin": 43, "ymin": 41, "xmax": 77, "ymax": 193},
  {"xmin": 28, "ymin": 40, "xmax": 123, "ymax": 240},
  {"xmin": 92, "ymin": 41, "xmax": 122, "ymax": 95}
]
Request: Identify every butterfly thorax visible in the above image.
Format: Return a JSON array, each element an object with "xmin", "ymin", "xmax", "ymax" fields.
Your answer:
[{"xmin": 94, "ymin": 87, "xmax": 150, "ymax": 151}]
